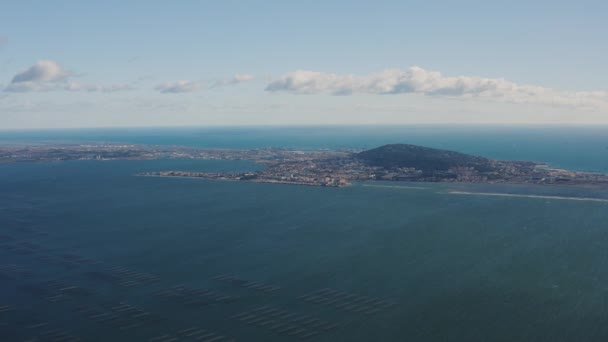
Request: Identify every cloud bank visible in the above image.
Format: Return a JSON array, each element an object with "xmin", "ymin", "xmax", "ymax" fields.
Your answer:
[
  {"xmin": 266, "ymin": 67, "xmax": 608, "ymax": 108},
  {"xmin": 155, "ymin": 80, "xmax": 201, "ymax": 93}
]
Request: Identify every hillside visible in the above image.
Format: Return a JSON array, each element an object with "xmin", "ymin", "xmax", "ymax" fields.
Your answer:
[{"xmin": 356, "ymin": 144, "xmax": 492, "ymax": 172}]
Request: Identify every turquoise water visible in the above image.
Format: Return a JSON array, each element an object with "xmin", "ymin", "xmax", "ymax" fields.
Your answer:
[{"xmin": 2, "ymin": 127, "xmax": 608, "ymax": 341}]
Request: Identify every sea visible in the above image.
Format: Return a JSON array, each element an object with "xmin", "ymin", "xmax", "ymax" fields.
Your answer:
[{"xmin": 1, "ymin": 125, "xmax": 608, "ymax": 341}]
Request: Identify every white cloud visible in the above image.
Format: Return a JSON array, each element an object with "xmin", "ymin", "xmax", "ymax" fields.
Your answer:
[
  {"xmin": 5, "ymin": 60, "xmax": 71, "ymax": 92},
  {"xmin": 11, "ymin": 60, "xmax": 69, "ymax": 84},
  {"xmin": 4, "ymin": 82, "xmax": 48, "ymax": 92},
  {"xmin": 266, "ymin": 67, "xmax": 608, "ymax": 108},
  {"xmin": 155, "ymin": 80, "xmax": 201, "ymax": 93},
  {"xmin": 211, "ymin": 74, "xmax": 255, "ymax": 88},
  {"xmin": 64, "ymin": 81, "xmax": 133, "ymax": 93},
  {"xmin": 4, "ymin": 60, "xmax": 133, "ymax": 93},
  {"xmin": 232, "ymin": 74, "xmax": 254, "ymax": 83}
]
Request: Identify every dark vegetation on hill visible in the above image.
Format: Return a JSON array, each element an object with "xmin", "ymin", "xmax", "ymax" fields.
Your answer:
[{"xmin": 356, "ymin": 144, "xmax": 493, "ymax": 173}]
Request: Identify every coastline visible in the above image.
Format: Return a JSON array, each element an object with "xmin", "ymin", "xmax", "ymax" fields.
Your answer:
[{"xmin": 136, "ymin": 173, "xmax": 349, "ymax": 187}]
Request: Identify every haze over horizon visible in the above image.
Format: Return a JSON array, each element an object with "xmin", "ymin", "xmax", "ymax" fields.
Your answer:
[{"xmin": 1, "ymin": 0, "xmax": 607, "ymax": 129}]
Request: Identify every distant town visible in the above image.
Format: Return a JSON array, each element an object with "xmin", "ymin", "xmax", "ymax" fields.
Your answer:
[{"xmin": 2, "ymin": 143, "xmax": 608, "ymax": 188}]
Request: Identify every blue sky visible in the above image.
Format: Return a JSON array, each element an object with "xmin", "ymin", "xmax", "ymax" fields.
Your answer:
[{"xmin": 1, "ymin": 0, "xmax": 607, "ymax": 128}]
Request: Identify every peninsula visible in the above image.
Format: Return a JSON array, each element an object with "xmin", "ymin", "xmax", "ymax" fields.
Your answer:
[
  {"xmin": 3, "ymin": 143, "xmax": 608, "ymax": 188},
  {"xmin": 139, "ymin": 144, "xmax": 608, "ymax": 188}
]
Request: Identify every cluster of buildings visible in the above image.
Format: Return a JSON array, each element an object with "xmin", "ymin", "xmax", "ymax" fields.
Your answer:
[{"xmin": 5, "ymin": 143, "xmax": 608, "ymax": 188}]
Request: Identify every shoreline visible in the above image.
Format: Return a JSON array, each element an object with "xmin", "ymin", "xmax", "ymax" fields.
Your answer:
[
  {"xmin": 360, "ymin": 184, "xmax": 429, "ymax": 190},
  {"xmin": 136, "ymin": 173, "xmax": 348, "ymax": 187},
  {"xmin": 138, "ymin": 175, "xmax": 608, "ymax": 201}
]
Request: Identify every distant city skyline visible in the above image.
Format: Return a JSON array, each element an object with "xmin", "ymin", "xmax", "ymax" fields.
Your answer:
[{"xmin": 1, "ymin": 0, "xmax": 607, "ymax": 129}]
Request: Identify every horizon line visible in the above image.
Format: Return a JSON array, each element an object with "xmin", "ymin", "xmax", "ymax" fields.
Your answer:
[{"xmin": 4, "ymin": 122, "xmax": 608, "ymax": 132}]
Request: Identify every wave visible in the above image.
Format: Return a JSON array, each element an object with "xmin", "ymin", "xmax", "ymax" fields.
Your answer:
[{"xmin": 447, "ymin": 191, "xmax": 608, "ymax": 203}]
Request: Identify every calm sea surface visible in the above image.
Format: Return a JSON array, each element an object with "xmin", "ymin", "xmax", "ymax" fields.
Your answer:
[{"xmin": 1, "ymin": 126, "xmax": 608, "ymax": 341}]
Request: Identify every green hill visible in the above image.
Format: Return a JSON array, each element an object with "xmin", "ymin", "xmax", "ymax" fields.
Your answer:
[{"xmin": 356, "ymin": 144, "xmax": 492, "ymax": 173}]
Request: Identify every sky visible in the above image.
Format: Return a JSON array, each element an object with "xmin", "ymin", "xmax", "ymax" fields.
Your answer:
[{"xmin": 0, "ymin": 0, "xmax": 607, "ymax": 129}]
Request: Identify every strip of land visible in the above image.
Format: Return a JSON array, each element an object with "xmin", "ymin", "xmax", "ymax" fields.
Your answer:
[
  {"xmin": 3, "ymin": 142, "xmax": 608, "ymax": 189},
  {"xmin": 360, "ymin": 184, "xmax": 429, "ymax": 190}
]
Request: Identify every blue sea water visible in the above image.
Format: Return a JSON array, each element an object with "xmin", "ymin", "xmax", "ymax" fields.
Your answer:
[{"xmin": 1, "ymin": 126, "xmax": 608, "ymax": 341}]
